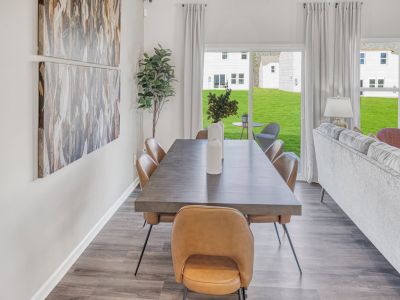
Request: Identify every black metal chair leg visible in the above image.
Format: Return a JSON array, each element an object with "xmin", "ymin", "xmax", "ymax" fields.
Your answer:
[
  {"xmin": 273, "ymin": 222, "xmax": 281, "ymax": 245},
  {"xmin": 142, "ymin": 220, "xmax": 146, "ymax": 228},
  {"xmin": 282, "ymin": 224, "xmax": 302, "ymax": 274},
  {"xmin": 320, "ymin": 187, "xmax": 325, "ymax": 203},
  {"xmin": 243, "ymin": 287, "xmax": 247, "ymax": 299},
  {"xmin": 183, "ymin": 286, "xmax": 188, "ymax": 300},
  {"xmin": 134, "ymin": 224, "xmax": 153, "ymax": 276},
  {"xmin": 238, "ymin": 288, "xmax": 244, "ymax": 300}
]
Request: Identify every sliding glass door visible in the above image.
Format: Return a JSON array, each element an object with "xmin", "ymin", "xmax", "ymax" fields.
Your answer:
[{"xmin": 202, "ymin": 49, "xmax": 303, "ymax": 158}]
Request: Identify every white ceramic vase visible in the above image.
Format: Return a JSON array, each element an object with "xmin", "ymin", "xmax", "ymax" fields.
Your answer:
[
  {"xmin": 207, "ymin": 138, "xmax": 222, "ymax": 175},
  {"xmin": 208, "ymin": 123, "xmax": 223, "ymax": 159},
  {"xmin": 218, "ymin": 121, "xmax": 224, "ymax": 159}
]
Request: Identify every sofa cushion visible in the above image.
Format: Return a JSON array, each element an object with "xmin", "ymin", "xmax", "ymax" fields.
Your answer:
[
  {"xmin": 367, "ymin": 142, "xmax": 400, "ymax": 173},
  {"xmin": 317, "ymin": 123, "xmax": 345, "ymax": 140},
  {"xmin": 338, "ymin": 129, "xmax": 376, "ymax": 154}
]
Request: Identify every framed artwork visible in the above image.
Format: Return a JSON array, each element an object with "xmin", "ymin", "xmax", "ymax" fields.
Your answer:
[
  {"xmin": 38, "ymin": 0, "xmax": 121, "ymax": 67},
  {"xmin": 38, "ymin": 62, "xmax": 120, "ymax": 177}
]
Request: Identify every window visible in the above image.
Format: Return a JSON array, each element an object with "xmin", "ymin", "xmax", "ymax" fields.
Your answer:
[
  {"xmin": 238, "ymin": 73, "xmax": 245, "ymax": 85},
  {"xmin": 241, "ymin": 52, "xmax": 247, "ymax": 60},
  {"xmin": 380, "ymin": 52, "xmax": 387, "ymax": 64},
  {"xmin": 369, "ymin": 78, "xmax": 376, "ymax": 88},
  {"xmin": 222, "ymin": 52, "xmax": 228, "ymax": 60},
  {"xmin": 271, "ymin": 66, "xmax": 275, "ymax": 73},
  {"xmin": 231, "ymin": 73, "xmax": 237, "ymax": 84},
  {"xmin": 378, "ymin": 78, "xmax": 385, "ymax": 88},
  {"xmin": 214, "ymin": 74, "xmax": 226, "ymax": 88},
  {"xmin": 360, "ymin": 52, "xmax": 365, "ymax": 64},
  {"xmin": 360, "ymin": 80, "xmax": 363, "ymax": 87}
]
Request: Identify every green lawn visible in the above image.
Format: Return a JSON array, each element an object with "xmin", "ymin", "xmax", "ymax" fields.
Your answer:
[{"xmin": 203, "ymin": 88, "xmax": 398, "ymax": 157}]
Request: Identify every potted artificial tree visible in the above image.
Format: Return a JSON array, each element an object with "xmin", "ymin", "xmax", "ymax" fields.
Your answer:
[{"xmin": 137, "ymin": 45, "xmax": 176, "ymax": 137}]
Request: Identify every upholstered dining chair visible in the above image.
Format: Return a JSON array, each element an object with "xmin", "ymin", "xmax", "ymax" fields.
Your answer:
[
  {"xmin": 248, "ymin": 153, "xmax": 302, "ymax": 273},
  {"xmin": 195, "ymin": 129, "xmax": 208, "ymax": 139},
  {"xmin": 265, "ymin": 139, "xmax": 284, "ymax": 163},
  {"xmin": 135, "ymin": 153, "xmax": 175, "ymax": 275},
  {"xmin": 377, "ymin": 128, "xmax": 400, "ymax": 148},
  {"xmin": 172, "ymin": 205, "xmax": 254, "ymax": 300},
  {"xmin": 145, "ymin": 137, "xmax": 166, "ymax": 165}
]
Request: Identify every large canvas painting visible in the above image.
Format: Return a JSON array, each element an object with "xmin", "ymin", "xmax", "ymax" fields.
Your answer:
[
  {"xmin": 38, "ymin": 62, "xmax": 120, "ymax": 177},
  {"xmin": 38, "ymin": 0, "xmax": 121, "ymax": 67}
]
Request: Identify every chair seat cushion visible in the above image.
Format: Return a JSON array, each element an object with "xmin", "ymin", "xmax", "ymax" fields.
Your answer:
[{"xmin": 182, "ymin": 255, "xmax": 241, "ymax": 295}]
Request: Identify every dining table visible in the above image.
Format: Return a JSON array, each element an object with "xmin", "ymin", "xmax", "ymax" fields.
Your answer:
[{"xmin": 135, "ymin": 139, "xmax": 302, "ymax": 217}]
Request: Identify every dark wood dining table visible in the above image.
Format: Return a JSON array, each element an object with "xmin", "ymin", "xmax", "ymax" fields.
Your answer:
[{"xmin": 135, "ymin": 139, "xmax": 302, "ymax": 216}]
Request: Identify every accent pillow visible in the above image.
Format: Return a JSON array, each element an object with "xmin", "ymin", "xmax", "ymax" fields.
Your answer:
[
  {"xmin": 367, "ymin": 142, "xmax": 400, "ymax": 173},
  {"xmin": 317, "ymin": 123, "xmax": 345, "ymax": 140},
  {"xmin": 338, "ymin": 129, "xmax": 376, "ymax": 154}
]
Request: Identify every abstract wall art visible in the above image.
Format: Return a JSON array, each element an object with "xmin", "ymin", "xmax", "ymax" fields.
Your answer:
[
  {"xmin": 38, "ymin": 0, "xmax": 121, "ymax": 67},
  {"xmin": 38, "ymin": 62, "xmax": 120, "ymax": 177}
]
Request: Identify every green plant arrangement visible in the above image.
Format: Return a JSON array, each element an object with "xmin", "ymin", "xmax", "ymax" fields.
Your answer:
[
  {"xmin": 206, "ymin": 87, "xmax": 239, "ymax": 123},
  {"xmin": 137, "ymin": 45, "xmax": 176, "ymax": 137}
]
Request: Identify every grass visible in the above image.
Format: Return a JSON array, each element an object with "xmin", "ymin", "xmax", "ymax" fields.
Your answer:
[{"xmin": 203, "ymin": 88, "xmax": 398, "ymax": 157}]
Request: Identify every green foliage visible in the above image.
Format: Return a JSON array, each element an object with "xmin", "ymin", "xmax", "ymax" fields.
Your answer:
[
  {"xmin": 137, "ymin": 45, "xmax": 176, "ymax": 136},
  {"xmin": 206, "ymin": 88, "xmax": 239, "ymax": 123}
]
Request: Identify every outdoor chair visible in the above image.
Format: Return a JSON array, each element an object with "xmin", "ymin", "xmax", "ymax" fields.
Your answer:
[{"xmin": 255, "ymin": 123, "xmax": 280, "ymax": 151}]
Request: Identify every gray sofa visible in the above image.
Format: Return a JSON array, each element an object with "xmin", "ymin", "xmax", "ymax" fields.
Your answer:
[{"xmin": 314, "ymin": 123, "xmax": 400, "ymax": 273}]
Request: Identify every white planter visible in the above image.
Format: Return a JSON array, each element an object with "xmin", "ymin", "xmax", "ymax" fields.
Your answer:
[
  {"xmin": 218, "ymin": 121, "xmax": 225, "ymax": 159},
  {"xmin": 207, "ymin": 138, "xmax": 222, "ymax": 175},
  {"xmin": 208, "ymin": 123, "xmax": 223, "ymax": 159}
]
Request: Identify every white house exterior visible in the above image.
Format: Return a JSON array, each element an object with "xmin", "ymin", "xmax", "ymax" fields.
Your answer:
[
  {"xmin": 259, "ymin": 52, "xmax": 302, "ymax": 92},
  {"xmin": 203, "ymin": 52, "xmax": 250, "ymax": 90},
  {"xmin": 360, "ymin": 51, "xmax": 399, "ymax": 97}
]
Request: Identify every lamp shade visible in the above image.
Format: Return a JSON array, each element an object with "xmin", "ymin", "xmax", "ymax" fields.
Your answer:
[{"xmin": 324, "ymin": 97, "xmax": 354, "ymax": 118}]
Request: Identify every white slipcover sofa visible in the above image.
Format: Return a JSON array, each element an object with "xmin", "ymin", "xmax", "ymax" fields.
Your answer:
[{"xmin": 314, "ymin": 123, "xmax": 400, "ymax": 272}]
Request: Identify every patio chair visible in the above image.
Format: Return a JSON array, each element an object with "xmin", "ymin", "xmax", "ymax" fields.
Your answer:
[{"xmin": 255, "ymin": 123, "xmax": 280, "ymax": 152}]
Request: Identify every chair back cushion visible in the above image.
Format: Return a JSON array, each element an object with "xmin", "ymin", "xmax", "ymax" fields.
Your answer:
[
  {"xmin": 196, "ymin": 129, "xmax": 208, "ymax": 140},
  {"xmin": 136, "ymin": 153, "xmax": 157, "ymax": 189},
  {"xmin": 273, "ymin": 153, "xmax": 298, "ymax": 192},
  {"xmin": 338, "ymin": 129, "xmax": 376, "ymax": 154},
  {"xmin": 145, "ymin": 138, "xmax": 166, "ymax": 164},
  {"xmin": 172, "ymin": 205, "xmax": 254, "ymax": 287},
  {"xmin": 265, "ymin": 139, "xmax": 284, "ymax": 163},
  {"xmin": 367, "ymin": 142, "xmax": 400, "ymax": 173},
  {"xmin": 377, "ymin": 128, "xmax": 400, "ymax": 148},
  {"xmin": 261, "ymin": 122, "xmax": 280, "ymax": 136}
]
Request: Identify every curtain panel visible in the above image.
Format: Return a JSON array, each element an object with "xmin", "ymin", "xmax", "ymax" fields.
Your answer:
[{"xmin": 183, "ymin": 4, "xmax": 206, "ymax": 139}]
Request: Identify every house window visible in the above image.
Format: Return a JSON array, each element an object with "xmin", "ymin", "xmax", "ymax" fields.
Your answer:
[
  {"xmin": 271, "ymin": 66, "xmax": 275, "ymax": 73},
  {"xmin": 214, "ymin": 74, "xmax": 226, "ymax": 88},
  {"xmin": 380, "ymin": 52, "xmax": 387, "ymax": 64},
  {"xmin": 360, "ymin": 52, "xmax": 365, "ymax": 64},
  {"xmin": 378, "ymin": 78, "xmax": 385, "ymax": 88},
  {"xmin": 369, "ymin": 78, "xmax": 376, "ymax": 88},
  {"xmin": 241, "ymin": 52, "xmax": 247, "ymax": 60},
  {"xmin": 360, "ymin": 80, "xmax": 364, "ymax": 95},
  {"xmin": 231, "ymin": 74, "xmax": 237, "ymax": 85},
  {"xmin": 222, "ymin": 52, "xmax": 228, "ymax": 60},
  {"xmin": 238, "ymin": 73, "xmax": 245, "ymax": 85}
]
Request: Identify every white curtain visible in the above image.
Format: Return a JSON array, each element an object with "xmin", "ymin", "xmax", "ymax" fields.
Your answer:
[
  {"xmin": 302, "ymin": 3, "xmax": 331, "ymax": 183},
  {"xmin": 183, "ymin": 4, "xmax": 206, "ymax": 139},
  {"xmin": 333, "ymin": 2, "xmax": 362, "ymax": 128}
]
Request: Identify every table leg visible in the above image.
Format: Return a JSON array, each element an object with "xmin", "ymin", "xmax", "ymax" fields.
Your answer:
[{"xmin": 240, "ymin": 127, "xmax": 244, "ymax": 139}]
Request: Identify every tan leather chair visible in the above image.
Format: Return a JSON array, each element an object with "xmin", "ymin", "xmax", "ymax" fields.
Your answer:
[
  {"xmin": 135, "ymin": 153, "xmax": 175, "ymax": 275},
  {"xmin": 145, "ymin": 137, "xmax": 166, "ymax": 165},
  {"xmin": 265, "ymin": 139, "xmax": 284, "ymax": 163},
  {"xmin": 248, "ymin": 153, "xmax": 302, "ymax": 273},
  {"xmin": 172, "ymin": 205, "xmax": 253, "ymax": 300},
  {"xmin": 195, "ymin": 129, "xmax": 208, "ymax": 139}
]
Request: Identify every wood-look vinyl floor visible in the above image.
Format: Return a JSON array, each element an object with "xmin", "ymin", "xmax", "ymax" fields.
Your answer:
[{"xmin": 48, "ymin": 183, "xmax": 400, "ymax": 300}]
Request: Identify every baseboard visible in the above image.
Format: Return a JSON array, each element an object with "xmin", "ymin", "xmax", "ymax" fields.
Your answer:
[{"xmin": 31, "ymin": 178, "xmax": 139, "ymax": 300}]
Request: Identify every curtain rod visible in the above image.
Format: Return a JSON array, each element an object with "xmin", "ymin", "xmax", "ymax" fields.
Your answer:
[
  {"xmin": 182, "ymin": 4, "xmax": 207, "ymax": 7},
  {"xmin": 303, "ymin": 2, "xmax": 363, "ymax": 8}
]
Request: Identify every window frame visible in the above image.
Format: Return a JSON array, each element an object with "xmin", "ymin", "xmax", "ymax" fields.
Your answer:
[
  {"xmin": 241, "ymin": 52, "xmax": 247, "ymax": 60},
  {"xmin": 238, "ymin": 73, "xmax": 245, "ymax": 85},
  {"xmin": 369, "ymin": 78, "xmax": 376, "ymax": 88},
  {"xmin": 271, "ymin": 65, "xmax": 276, "ymax": 73},
  {"xmin": 377, "ymin": 78, "xmax": 385, "ymax": 88},
  {"xmin": 231, "ymin": 73, "xmax": 237, "ymax": 85},
  {"xmin": 380, "ymin": 52, "xmax": 388, "ymax": 64},
  {"xmin": 222, "ymin": 52, "xmax": 228, "ymax": 60},
  {"xmin": 360, "ymin": 52, "xmax": 365, "ymax": 64}
]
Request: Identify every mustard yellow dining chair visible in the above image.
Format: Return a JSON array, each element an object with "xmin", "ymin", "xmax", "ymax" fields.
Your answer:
[
  {"xmin": 172, "ymin": 205, "xmax": 254, "ymax": 300},
  {"xmin": 265, "ymin": 139, "xmax": 284, "ymax": 163},
  {"xmin": 195, "ymin": 129, "xmax": 208, "ymax": 140},
  {"xmin": 135, "ymin": 153, "xmax": 175, "ymax": 275},
  {"xmin": 248, "ymin": 153, "xmax": 302, "ymax": 273},
  {"xmin": 145, "ymin": 137, "xmax": 166, "ymax": 165}
]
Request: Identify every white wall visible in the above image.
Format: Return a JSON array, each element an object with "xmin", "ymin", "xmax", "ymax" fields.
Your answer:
[
  {"xmin": 0, "ymin": 1, "xmax": 143, "ymax": 299},
  {"xmin": 260, "ymin": 63, "xmax": 279, "ymax": 88},
  {"xmin": 144, "ymin": 0, "xmax": 400, "ymax": 149}
]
